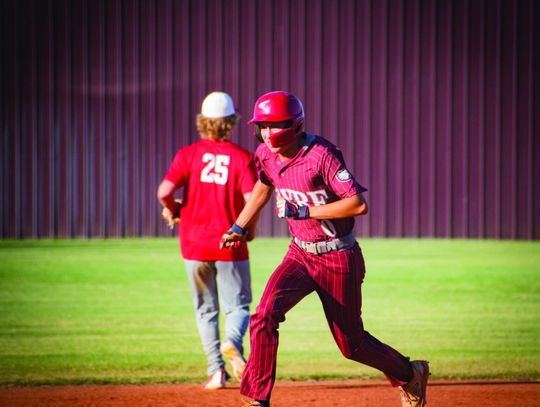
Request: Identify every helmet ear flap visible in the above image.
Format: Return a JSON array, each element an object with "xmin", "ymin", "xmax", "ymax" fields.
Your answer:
[
  {"xmin": 255, "ymin": 124, "xmax": 264, "ymax": 143},
  {"xmin": 294, "ymin": 120, "xmax": 304, "ymax": 135}
]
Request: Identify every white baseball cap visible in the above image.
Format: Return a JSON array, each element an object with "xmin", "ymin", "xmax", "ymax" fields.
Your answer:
[{"xmin": 201, "ymin": 92, "xmax": 236, "ymax": 118}]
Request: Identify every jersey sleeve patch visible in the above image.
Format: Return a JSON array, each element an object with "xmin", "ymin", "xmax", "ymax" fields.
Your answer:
[{"xmin": 336, "ymin": 168, "xmax": 352, "ymax": 182}]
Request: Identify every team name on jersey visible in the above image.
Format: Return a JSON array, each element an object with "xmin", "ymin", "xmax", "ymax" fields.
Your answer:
[{"xmin": 277, "ymin": 188, "xmax": 329, "ymax": 206}]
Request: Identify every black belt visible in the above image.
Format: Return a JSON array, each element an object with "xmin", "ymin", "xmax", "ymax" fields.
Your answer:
[{"xmin": 293, "ymin": 233, "xmax": 357, "ymax": 255}]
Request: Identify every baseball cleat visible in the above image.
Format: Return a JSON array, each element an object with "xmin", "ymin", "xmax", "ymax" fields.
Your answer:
[
  {"xmin": 242, "ymin": 398, "xmax": 270, "ymax": 407},
  {"xmin": 399, "ymin": 360, "xmax": 429, "ymax": 407},
  {"xmin": 221, "ymin": 339, "xmax": 246, "ymax": 381},
  {"xmin": 202, "ymin": 367, "xmax": 229, "ymax": 390}
]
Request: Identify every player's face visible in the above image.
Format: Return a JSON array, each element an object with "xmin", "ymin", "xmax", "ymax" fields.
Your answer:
[{"xmin": 257, "ymin": 121, "xmax": 293, "ymax": 152}]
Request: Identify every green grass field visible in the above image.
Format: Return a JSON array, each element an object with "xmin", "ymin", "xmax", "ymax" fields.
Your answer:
[{"xmin": 0, "ymin": 238, "xmax": 539, "ymax": 385}]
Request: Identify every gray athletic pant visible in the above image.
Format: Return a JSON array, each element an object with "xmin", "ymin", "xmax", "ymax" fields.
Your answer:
[{"xmin": 184, "ymin": 259, "xmax": 252, "ymax": 376}]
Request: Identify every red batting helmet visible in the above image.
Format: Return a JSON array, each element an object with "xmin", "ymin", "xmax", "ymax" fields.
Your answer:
[{"xmin": 248, "ymin": 91, "xmax": 305, "ymax": 147}]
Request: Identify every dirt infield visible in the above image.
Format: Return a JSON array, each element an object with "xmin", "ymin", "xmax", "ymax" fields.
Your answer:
[{"xmin": 1, "ymin": 380, "xmax": 539, "ymax": 407}]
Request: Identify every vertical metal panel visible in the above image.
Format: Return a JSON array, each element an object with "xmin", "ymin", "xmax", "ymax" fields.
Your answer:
[
  {"xmin": 36, "ymin": 0, "xmax": 55, "ymax": 238},
  {"xmin": 451, "ymin": 0, "xmax": 469, "ymax": 238},
  {"xmin": 435, "ymin": 0, "xmax": 452, "ymax": 237},
  {"xmin": 139, "ymin": 0, "xmax": 157, "ymax": 237},
  {"xmin": 387, "ymin": 0, "xmax": 404, "ymax": 237},
  {"xmin": 2, "ymin": 0, "xmax": 18, "ymax": 237},
  {"xmin": 468, "ymin": 0, "xmax": 486, "ymax": 238},
  {"xmin": 354, "ymin": 0, "xmax": 372, "ymax": 237},
  {"xmin": 402, "ymin": 0, "xmax": 421, "ymax": 237},
  {"xmin": 0, "ymin": 1, "xmax": 5, "ymax": 238},
  {"xmin": 418, "ymin": 0, "xmax": 437, "ymax": 237},
  {"xmin": 535, "ymin": 0, "xmax": 540, "ymax": 240},
  {"xmin": 1, "ymin": 0, "xmax": 539, "ymax": 239},
  {"xmin": 124, "ymin": 0, "xmax": 141, "ymax": 236},
  {"xmin": 370, "ymin": 0, "xmax": 388, "ymax": 237},
  {"xmin": 515, "ymin": 0, "xmax": 534, "ymax": 239},
  {"xmin": 19, "ymin": 0, "xmax": 38, "ymax": 238},
  {"xmin": 484, "ymin": 0, "xmax": 502, "ymax": 238},
  {"xmin": 88, "ymin": 0, "xmax": 105, "ymax": 238},
  {"xmin": 500, "ymin": 0, "xmax": 518, "ymax": 239},
  {"xmin": 156, "ymin": 0, "xmax": 174, "ymax": 238},
  {"xmin": 54, "ymin": 0, "xmax": 72, "ymax": 237},
  {"xmin": 106, "ymin": 0, "xmax": 123, "ymax": 237}
]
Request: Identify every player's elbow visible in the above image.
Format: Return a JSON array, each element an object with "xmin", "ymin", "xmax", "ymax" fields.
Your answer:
[
  {"xmin": 351, "ymin": 204, "xmax": 368, "ymax": 217},
  {"xmin": 156, "ymin": 187, "xmax": 167, "ymax": 201},
  {"xmin": 156, "ymin": 180, "xmax": 175, "ymax": 201},
  {"xmin": 352, "ymin": 195, "xmax": 368, "ymax": 216},
  {"xmin": 358, "ymin": 202, "xmax": 368, "ymax": 215}
]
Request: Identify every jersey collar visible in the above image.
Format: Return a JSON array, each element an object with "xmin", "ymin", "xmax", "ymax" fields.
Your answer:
[{"xmin": 275, "ymin": 133, "xmax": 316, "ymax": 173}]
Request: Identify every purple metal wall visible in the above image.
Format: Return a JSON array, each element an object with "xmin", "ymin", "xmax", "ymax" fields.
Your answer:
[{"xmin": 1, "ymin": 0, "xmax": 539, "ymax": 239}]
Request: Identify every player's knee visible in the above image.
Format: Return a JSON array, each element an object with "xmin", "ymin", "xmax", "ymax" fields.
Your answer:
[
  {"xmin": 196, "ymin": 307, "xmax": 219, "ymax": 323},
  {"xmin": 250, "ymin": 309, "xmax": 284, "ymax": 333},
  {"xmin": 223, "ymin": 303, "xmax": 249, "ymax": 317},
  {"xmin": 337, "ymin": 342, "xmax": 355, "ymax": 360}
]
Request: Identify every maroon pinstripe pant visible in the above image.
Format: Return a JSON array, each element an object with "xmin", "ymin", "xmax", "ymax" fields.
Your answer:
[{"xmin": 240, "ymin": 241, "xmax": 413, "ymax": 402}]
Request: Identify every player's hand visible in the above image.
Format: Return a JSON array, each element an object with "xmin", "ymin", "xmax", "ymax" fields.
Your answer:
[
  {"xmin": 277, "ymin": 198, "xmax": 310, "ymax": 220},
  {"xmin": 219, "ymin": 223, "xmax": 248, "ymax": 249},
  {"xmin": 219, "ymin": 231, "xmax": 245, "ymax": 249},
  {"xmin": 161, "ymin": 199, "xmax": 183, "ymax": 229}
]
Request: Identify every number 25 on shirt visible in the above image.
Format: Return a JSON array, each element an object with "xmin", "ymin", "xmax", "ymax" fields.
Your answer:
[{"xmin": 200, "ymin": 153, "xmax": 230, "ymax": 185}]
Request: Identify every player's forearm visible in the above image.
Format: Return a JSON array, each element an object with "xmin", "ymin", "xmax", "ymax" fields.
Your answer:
[
  {"xmin": 235, "ymin": 180, "xmax": 274, "ymax": 228},
  {"xmin": 156, "ymin": 180, "xmax": 177, "ymax": 212},
  {"xmin": 245, "ymin": 210, "xmax": 261, "ymax": 241},
  {"xmin": 242, "ymin": 192, "xmax": 260, "ymax": 240},
  {"xmin": 308, "ymin": 194, "xmax": 368, "ymax": 220}
]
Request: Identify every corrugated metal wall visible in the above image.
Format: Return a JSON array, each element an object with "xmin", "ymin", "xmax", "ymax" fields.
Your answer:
[{"xmin": 1, "ymin": 0, "xmax": 539, "ymax": 239}]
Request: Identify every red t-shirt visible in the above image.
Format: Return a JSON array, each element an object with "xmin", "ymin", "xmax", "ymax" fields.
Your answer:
[{"xmin": 164, "ymin": 139, "xmax": 256, "ymax": 261}]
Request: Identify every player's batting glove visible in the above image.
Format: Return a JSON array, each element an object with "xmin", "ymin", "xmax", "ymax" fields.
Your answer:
[
  {"xmin": 219, "ymin": 223, "xmax": 247, "ymax": 250},
  {"xmin": 283, "ymin": 201, "xmax": 310, "ymax": 220},
  {"xmin": 276, "ymin": 195, "xmax": 286, "ymax": 218}
]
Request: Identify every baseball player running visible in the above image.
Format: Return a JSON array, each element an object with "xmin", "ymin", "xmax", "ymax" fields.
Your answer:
[
  {"xmin": 157, "ymin": 92, "xmax": 258, "ymax": 389},
  {"xmin": 220, "ymin": 91, "xmax": 429, "ymax": 406}
]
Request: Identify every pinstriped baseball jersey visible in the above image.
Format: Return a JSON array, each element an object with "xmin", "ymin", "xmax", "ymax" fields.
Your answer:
[
  {"xmin": 241, "ymin": 133, "xmax": 415, "ymax": 403},
  {"xmin": 254, "ymin": 134, "xmax": 367, "ymax": 242}
]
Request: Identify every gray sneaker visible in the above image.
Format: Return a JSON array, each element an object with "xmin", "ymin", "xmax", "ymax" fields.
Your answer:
[
  {"xmin": 203, "ymin": 367, "xmax": 229, "ymax": 390},
  {"xmin": 399, "ymin": 360, "xmax": 429, "ymax": 407}
]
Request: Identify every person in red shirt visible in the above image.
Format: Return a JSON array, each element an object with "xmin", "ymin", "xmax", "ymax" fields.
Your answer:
[
  {"xmin": 157, "ymin": 92, "xmax": 258, "ymax": 390},
  {"xmin": 220, "ymin": 91, "xmax": 429, "ymax": 407}
]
